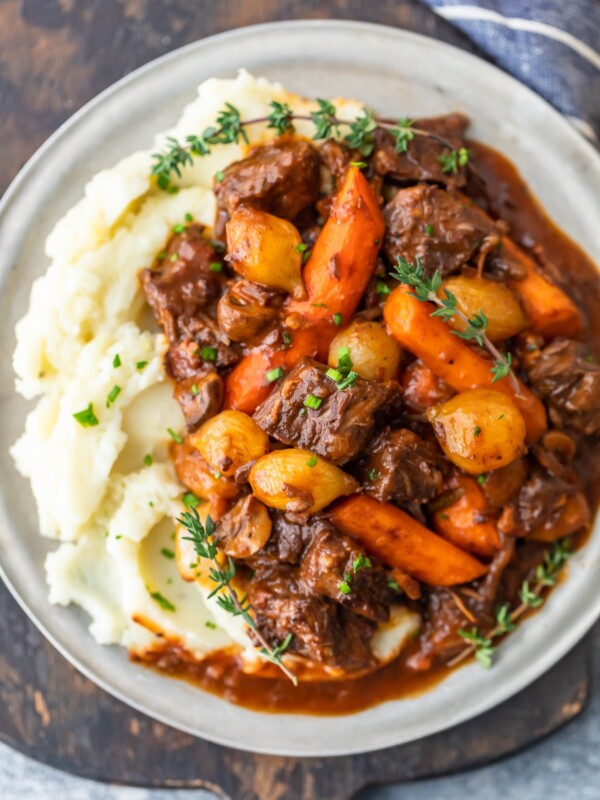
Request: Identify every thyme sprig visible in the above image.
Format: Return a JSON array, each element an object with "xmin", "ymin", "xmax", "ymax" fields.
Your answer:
[
  {"xmin": 178, "ymin": 507, "xmax": 298, "ymax": 684},
  {"xmin": 390, "ymin": 257, "xmax": 519, "ymax": 392},
  {"xmin": 151, "ymin": 100, "xmax": 457, "ymax": 190},
  {"xmin": 450, "ymin": 539, "xmax": 573, "ymax": 669}
]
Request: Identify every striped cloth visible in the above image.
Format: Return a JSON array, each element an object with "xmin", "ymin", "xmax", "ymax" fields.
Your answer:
[{"xmin": 421, "ymin": 0, "xmax": 600, "ymax": 140}]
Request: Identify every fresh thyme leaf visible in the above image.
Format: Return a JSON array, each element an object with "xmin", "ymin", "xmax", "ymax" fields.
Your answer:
[
  {"xmin": 494, "ymin": 603, "xmax": 515, "ymax": 634},
  {"xmin": 338, "ymin": 580, "xmax": 352, "ymax": 595},
  {"xmin": 73, "ymin": 403, "xmax": 99, "ymax": 428},
  {"xmin": 388, "ymin": 117, "xmax": 415, "ymax": 153},
  {"xmin": 438, "ymin": 147, "xmax": 470, "ymax": 174},
  {"xmin": 178, "ymin": 508, "xmax": 298, "ymax": 684},
  {"xmin": 311, "ymin": 98, "xmax": 339, "ymax": 140},
  {"xmin": 267, "ymin": 100, "xmax": 295, "ymax": 134},
  {"xmin": 344, "ymin": 110, "xmax": 377, "ymax": 156},
  {"xmin": 490, "ymin": 353, "xmax": 513, "ymax": 382},
  {"xmin": 458, "ymin": 627, "xmax": 495, "ymax": 668},
  {"xmin": 352, "ymin": 554, "xmax": 372, "ymax": 572},
  {"xmin": 519, "ymin": 580, "xmax": 544, "ymax": 608}
]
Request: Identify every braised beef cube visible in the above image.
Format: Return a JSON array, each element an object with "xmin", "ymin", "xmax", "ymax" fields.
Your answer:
[
  {"xmin": 299, "ymin": 527, "xmax": 392, "ymax": 622},
  {"xmin": 217, "ymin": 279, "xmax": 281, "ymax": 343},
  {"xmin": 383, "ymin": 184, "xmax": 501, "ymax": 277},
  {"xmin": 499, "ymin": 466, "xmax": 589, "ymax": 538},
  {"xmin": 372, "ymin": 113, "xmax": 469, "ymax": 187},
  {"xmin": 165, "ymin": 313, "xmax": 239, "ymax": 380},
  {"xmin": 253, "ymin": 358, "xmax": 401, "ymax": 465},
  {"xmin": 527, "ymin": 338, "xmax": 600, "ymax": 435},
  {"xmin": 140, "ymin": 224, "xmax": 224, "ymax": 341},
  {"xmin": 214, "ymin": 139, "xmax": 320, "ymax": 223},
  {"xmin": 248, "ymin": 577, "xmax": 376, "ymax": 672},
  {"xmin": 173, "ymin": 371, "xmax": 223, "ymax": 432},
  {"xmin": 361, "ymin": 427, "xmax": 444, "ymax": 505}
]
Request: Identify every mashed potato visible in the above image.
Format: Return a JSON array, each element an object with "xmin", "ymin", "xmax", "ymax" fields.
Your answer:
[{"xmin": 12, "ymin": 71, "xmax": 419, "ymax": 668}]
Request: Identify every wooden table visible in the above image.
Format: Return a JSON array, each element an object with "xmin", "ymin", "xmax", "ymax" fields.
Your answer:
[{"xmin": 0, "ymin": 2, "xmax": 592, "ymax": 798}]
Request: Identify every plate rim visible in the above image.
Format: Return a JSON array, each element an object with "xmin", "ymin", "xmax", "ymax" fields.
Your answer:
[{"xmin": 1, "ymin": 17, "xmax": 599, "ymax": 757}]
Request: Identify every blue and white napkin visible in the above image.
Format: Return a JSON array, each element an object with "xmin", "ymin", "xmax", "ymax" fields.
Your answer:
[{"xmin": 421, "ymin": 0, "xmax": 600, "ymax": 141}]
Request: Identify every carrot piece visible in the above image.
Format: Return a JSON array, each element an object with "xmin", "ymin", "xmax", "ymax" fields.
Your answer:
[
  {"xmin": 224, "ymin": 325, "xmax": 330, "ymax": 414},
  {"xmin": 330, "ymin": 495, "xmax": 487, "ymax": 586},
  {"xmin": 286, "ymin": 166, "xmax": 385, "ymax": 325},
  {"xmin": 383, "ymin": 284, "xmax": 547, "ymax": 442},
  {"xmin": 528, "ymin": 491, "xmax": 590, "ymax": 542},
  {"xmin": 433, "ymin": 475, "xmax": 500, "ymax": 559},
  {"xmin": 502, "ymin": 238, "xmax": 582, "ymax": 339}
]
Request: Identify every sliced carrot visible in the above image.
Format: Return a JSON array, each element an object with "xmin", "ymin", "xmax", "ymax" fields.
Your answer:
[
  {"xmin": 286, "ymin": 166, "xmax": 385, "ymax": 326},
  {"xmin": 529, "ymin": 491, "xmax": 590, "ymax": 542},
  {"xmin": 330, "ymin": 495, "xmax": 487, "ymax": 586},
  {"xmin": 433, "ymin": 475, "xmax": 500, "ymax": 559},
  {"xmin": 383, "ymin": 284, "xmax": 547, "ymax": 442},
  {"xmin": 502, "ymin": 239, "xmax": 582, "ymax": 339},
  {"xmin": 223, "ymin": 325, "xmax": 330, "ymax": 414}
]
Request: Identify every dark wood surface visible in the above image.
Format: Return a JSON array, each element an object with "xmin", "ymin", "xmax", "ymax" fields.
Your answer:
[{"xmin": 0, "ymin": 2, "xmax": 593, "ymax": 798}]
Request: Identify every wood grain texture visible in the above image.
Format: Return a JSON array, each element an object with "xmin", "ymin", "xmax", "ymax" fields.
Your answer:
[{"xmin": 0, "ymin": 1, "xmax": 591, "ymax": 798}]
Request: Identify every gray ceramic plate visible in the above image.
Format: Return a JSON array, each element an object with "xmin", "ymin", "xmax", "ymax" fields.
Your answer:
[{"xmin": 0, "ymin": 20, "xmax": 599, "ymax": 757}]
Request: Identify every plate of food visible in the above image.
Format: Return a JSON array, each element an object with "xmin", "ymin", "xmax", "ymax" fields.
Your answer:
[{"xmin": 1, "ymin": 19, "xmax": 599, "ymax": 757}]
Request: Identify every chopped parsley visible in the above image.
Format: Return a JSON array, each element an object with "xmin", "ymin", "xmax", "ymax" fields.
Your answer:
[
  {"xmin": 376, "ymin": 281, "xmax": 391, "ymax": 296},
  {"xmin": 112, "ymin": 353, "xmax": 121, "ymax": 368},
  {"xmin": 353, "ymin": 554, "xmax": 372, "ymax": 572},
  {"xmin": 201, "ymin": 346, "xmax": 217, "ymax": 362},
  {"xmin": 295, "ymin": 242, "xmax": 308, "ymax": 253},
  {"xmin": 167, "ymin": 428, "xmax": 183, "ymax": 444},
  {"xmin": 184, "ymin": 212, "xmax": 193, "ymax": 223},
  {"xmin": 172, "ymin": 223, "xmax": 185, "ymax": 233},
  {"xmin": 215, "ymin": 170, "xmax": 224, "ymax": 182},
  {"xmin": 476, "ymin": 474, "xmax": 486, "ymax": 486},
  {"xmin": 425, "ymin": 224, "xmax": 435, "ymax": 236},
  {"xmin": 306, "ymin": 454, "xmax": 318, "ymax": 468},
  {"xmin": 170, "ymin": 252, "xmax": 178, "ymax": 262},
  {"xmin": 213, "ymin": 470, "xmax": 222, "ymax": 479},
  {"xmin": 205, "ymin": 620, "xmax": 217, "ymax": 629},
  {"xmin": 282, "ymin": 331, "xmax": 292, "ymax": 348},
  {"xmin": 191, "ymin": 383, "xmax": 199, "ymax": 396},
  {"xmin": 473, "ymin": 426, "xmax": 482, "ymax": 437},
  {"xmin": 367, "ymin": 468, "xmax": 379, "ymax": 482},
  {"xmin": 182, "ymin": 492, "xmax": 201, "ymax": 508},
  {"xmin": 350, "ymin": 160, "xmax": 367, "ymax": 168},
  {"xmin": 106, "ymin": 385, "xmax": 121, "ymax": 407},
  {"xmin": 73, "ymin": 403, "xmax": 99, "ymax": 428},
  {"xmin": 333, "ymin": 313, "xmax": 343, "ymax": 326},
  {"xmin": 266, "ymin": 367, "xmax": 284, "ymax": 383},
  {"xmin": 149, "ymin": 590, "xmax": 176, "ymax": 612},
  {"xmin": 338, "ymin": 580, "xmax": 352, "ymax": 595},
  {"xmin": 143, "ymin": 454, "xmax": 153, "ymax": 467},
  {"xmin": 136, "ymin": 360, "xmax": 148, "ymax": 370},
  {"xmin": 209, "ymin": 261, "xmax": 223, "ymax": 272},
  {"xmin": 161, "ymin": 548, "xmax": 175, "ymax": 560}
]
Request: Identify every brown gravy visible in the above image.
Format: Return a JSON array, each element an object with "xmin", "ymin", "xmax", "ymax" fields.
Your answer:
[{"xmin": 135, "ymin": 141, "xmax": 600, "ymax": 715}]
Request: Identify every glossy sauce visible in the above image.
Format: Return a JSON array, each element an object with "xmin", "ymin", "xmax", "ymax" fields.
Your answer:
[{"xmin": 136, "ymin": 141, "xmax": 600, "ymax": 715}]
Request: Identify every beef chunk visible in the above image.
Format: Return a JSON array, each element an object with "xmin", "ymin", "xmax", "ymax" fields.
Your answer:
[
  {"xmin": 361, "ymin": 427, "xmax": 444, "ymax": 504},
  {"xmin": 214, "ymin": 139, "xmax": 320, "ymax": 224},
  {"xmin": 248, "ymin": 574, "xmax": 377, "ymax": 672},
  {"xmin": 253, "ymin": 358, "xmax": 401, "ymax": 465},
  {"xmin": 383, "ymin": 184, "xmax": 502, "ymax": 277},
  {"xmin": 173, "ymin": 371, "xmax": 223, "ymax": 431},
  {"xmin": 165, "ymin": 313, "xmax": 239, "ymax": 380},
  {"xmin": 217, "ymin": 279, "xmax": 281, "ymax": 343},
  {"xmin": 498, "ymin": 467, "xmax": 589, "ymax": 538},
  {"xmin": 527, "ymin": 339, "xmax": 600, "ymax": 435},
  {"xmin": 372, "ymin": 113, "xmax": 470, "ymax": 187},
  {"xmin": 319, "ymin": 139, "xmax": 355, "ymax": 184},
  {"xmin": 140, "ymin": 224, "xmax": 224, "ymax": 342},
  {"xmin": 299, "ymin": 527, "xmax": 393, "ymax": 622}
]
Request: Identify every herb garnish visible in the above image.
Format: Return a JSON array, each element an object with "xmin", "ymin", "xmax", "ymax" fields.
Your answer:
[
  {"xmin": 450, "ymin": 539, "xmax": 572, "ymax": 668},
  {"xmin": 113, "ymin": 354, "xmax": 121, "ymax": 368},
  {"xmin": 167, "ymin": 428, "xmax": 183, "ymax": 444},
  {"xmin": 333, "ymin": 313, "xmax": 343, "ymax": 326},
  {"xmin": 73, "ymin": 403, "xmax": 99, "ymax": 428},
  {"xmin": 182, "ymin": 491, "xmax": 201, "ymax": 508},
  {"xmin": 201, "ymin": 346, "xmax": 217, "ymax": 362},
  {"xmin": 161, "ymin": 548, "xmax": 175, "ymax": 560},
  {"xmin": 304, "ymin": 394, "xmax": 323, "ymax": 410},
  {"xmin": 136, "ymin": 361, "xmax": 148, "ymax": 370},
  {"xmin": 391, "ymin": 257, "xmax": 518, "ymax": 390},
  {"xmin": 143, "ymin": 454, "xmax": 153, "ymax": 467},
  {"xmin": 266, "ymin": 367, "xmax": 284, "ymax": 383},
  {"xmin": 149, "ymin": 590, "xmax": 176, "ymax": 612},
  {"xmin": 106, "ymin": 385, "xmax": 121, "ymax": 407},
  {"xmin": 151, "ymin": 101, "xmax": 458, "ymax": 190},
  {"xmin": 306, "ymin": 454, "xmax": 318, "ymax": 468},
  {"xmin": 178, "ymin": 508, "xmax": 297, "ymax": 684}
]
